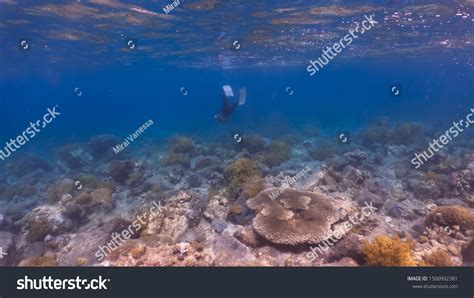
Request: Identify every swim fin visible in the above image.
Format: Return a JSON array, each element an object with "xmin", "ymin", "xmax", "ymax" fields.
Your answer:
[
  {"xmin": 223, "ymin": 85, "xmax": 234, "ymax": 97},
  {"xmin": 239, "ymin": 87, "xmax": 246, "ymax": 105}
]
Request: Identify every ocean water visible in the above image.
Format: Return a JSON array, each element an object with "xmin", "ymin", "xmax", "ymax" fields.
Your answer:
[
  {"xmin": 1, "ymin": 0, "xmax": 472, "ymax": 146},
  {"xmin": 0, "ymin": 0, "xmax": 473, "ymax": 267}
]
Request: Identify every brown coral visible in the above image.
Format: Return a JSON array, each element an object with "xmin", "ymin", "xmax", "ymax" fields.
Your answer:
[
  {"xmin": 362, "ymin": 235, "xmax": 417, "ymax": 266},
  {"xmin": 309, "ymin": 140, "xmax": 337, "ymax": 161},
  {"xmin": 20, "ymin": 256, "xmax": 58, "ymax": 267},
  {"xmin": 168, "ymin": 136, "xmax": 194, "ymax": 153},
  {"xmin": 425, "ymin": 206, "xmax": 474, "ymax": 231},
  {"xmin": 247, "ymin": 188, "xmax": 347, "ymax": 245},
  {"xmin": 161, "ymin": 136, "xmax": 196, "ymax": 167},
  {"xmin": 240, "ymin": 134, "xmax": 266, "ymax": 153},
  {"xmin": 425, "ymin": 250, "xmax": 454, "ymax": 266},
  {"xmin": 390, "ymin": 122, "xmax": 424, "ymax": 145},
  {"xmin": 260, "ymin": 140, "xmax": 292, "ymax": 167},
  {"xmin": 108, "ymin": 160, "xmax": 134, "ymax": 185},
  {"xmin": 224, "ymin": 158, "xmax": 260, "ymax": 198}
]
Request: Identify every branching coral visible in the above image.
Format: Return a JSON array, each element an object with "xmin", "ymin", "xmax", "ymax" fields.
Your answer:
[
  {"xmin": 260, "ymin": 140, "xmax": 292, "ymax": 167},
  {"xmin": 390, "ymin": 122, "xmax": 424, "ymax": 145},
  {"xmin": 224, "ymin": 158, "xmax": 260, "ymax": 198},
  {"xmin": 425, "ymin": 250, "xmax": 453, "ymax": 266},
  {"xmin": 58, "ymin": 143, "xmax": 86, "ymax": 169},
  {"xmin": 20, "ymin": 256, "xmax": 58, "ymax": 267},
  {"xmin": 309, "ymin": 140, "xmax": 337, "ymax": 161},
  {"xmin": 7, "ymin": 154, "xmax": 52, "ymax": 177},
  {"xmin": 359, "ymin": 121, "xmax": 390, "ymax": 147},
  {"xmin": 168, "ymin": 136, "xmax": 194, "ymax": 154},
  {"xmin": 247, "ymin": 188, "xmax": 347, "ymax": 245},
  {"xmin": 108, "ymin": 160, "xmax": 134, "ymax": 184},
  {"xmin": 359, "ymin": 120, "xmax": 424, "ymax": 147},
  {"xmin": 88, "ymin": 134, "xmax": 121, "ymax": 160},
  {"xmin": 240, "ymin": 134, "xmax": 266, "ymax": 153},
  {"xmin": 161, "ymin": 136, "xmax": 196, "ymax": 167},
  {"xmin": 242, "ymin": 179, "xmax": 264, "ymax": 199},
  {"xmin": 425, "ymin": 206, "xmax": 474, "ymax": 231},
  {"xmin": 161, "ymin": 153, "xmax": 191, "ymax": 167},
  {"xmin": 108, "ymin": 160, "xmax": 144, "ymax": 187},
  {"xmin": 362, "ymin": 235, "xmax": 417, "ymax": 266}
]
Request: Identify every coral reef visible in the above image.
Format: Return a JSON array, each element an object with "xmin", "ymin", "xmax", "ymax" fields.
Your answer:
[
  {"xmin": 88, "ymin": 134, "xmax": 122, "ymax": 160},
  {"xmin": 224, "ymin": 158, "xmax": 260, "ymax": 198},
  {"xmin": 161, "ymin": 136, "xmax": 196, "ymax": 167},
  {"xmin": 20, "ymin": 256, "xmax": 58, "ymax": 267},
  {"xmin": 362, "ymin": 235, "xmax": 417, "ymax": 266},
  {"xmin": 390, "ymin": 122, "xmax": 425, "ymax": 146},
  {"xmin": 360, "ymin": 120, "xmax": 425, "ymax": 147},
  {"xmin": 260, "ymin": 140, "xmax": 292, "ymax": 167},
  {"xmin": 23, "ymin": 205, "xmax": 74, "ymax": 242},
  {"xmin": 309, "ymin": 140, "xmax": 337, "ymax": 161},
  {"xmin": 46, "ymin": 179, "xmax": 75, "ymax": 204},
  {"xmin": 425, "ymin": 250, "xmax": 454, "ymax": 266},
  {"xmin": 247, "ymin": 188, "xmax": 353, "ymax": 245},
  {"xmin": 359, "ymin": 120, "xmax": 390, "ymax": 147},
  {"xmin": 425, "ymin": 206, "xmax": 474, "ymax": 231},
  {"xmin": 239, "ymin": 134, "xmax": 266, "ymax": 153},
  {"xmin": 108, "ymin": 160, "xmax": 145, "ymax": 188},
  {"xmin": 58, "ymin": 143, "xmax": 88, "ymax": 169},
  {"xmin": 6, "ymin": 154, "xmax": 52, "ymax": 177},
  {"xmin": 1, "ymin": 122, "xmax": 474, "ymax": 268},
  {"xmin": 168, "ymin": 136, "xmax": 194, "ymax": 154}
]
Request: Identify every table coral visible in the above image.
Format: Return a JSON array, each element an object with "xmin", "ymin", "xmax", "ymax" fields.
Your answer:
[{"xmin": 247, "ymin": 188, "xmax": 347, "ymax": 245}]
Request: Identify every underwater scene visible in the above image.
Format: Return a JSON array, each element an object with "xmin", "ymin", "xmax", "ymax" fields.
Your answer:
[{"xmin": 0, "ymin": 0, "xmax": 473, "ymax": 267}]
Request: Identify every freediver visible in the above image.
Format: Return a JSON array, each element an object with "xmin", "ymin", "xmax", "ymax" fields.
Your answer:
[{"xmin": 214, "ymin": 85, "xmax": 246, "ymax": 123}]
